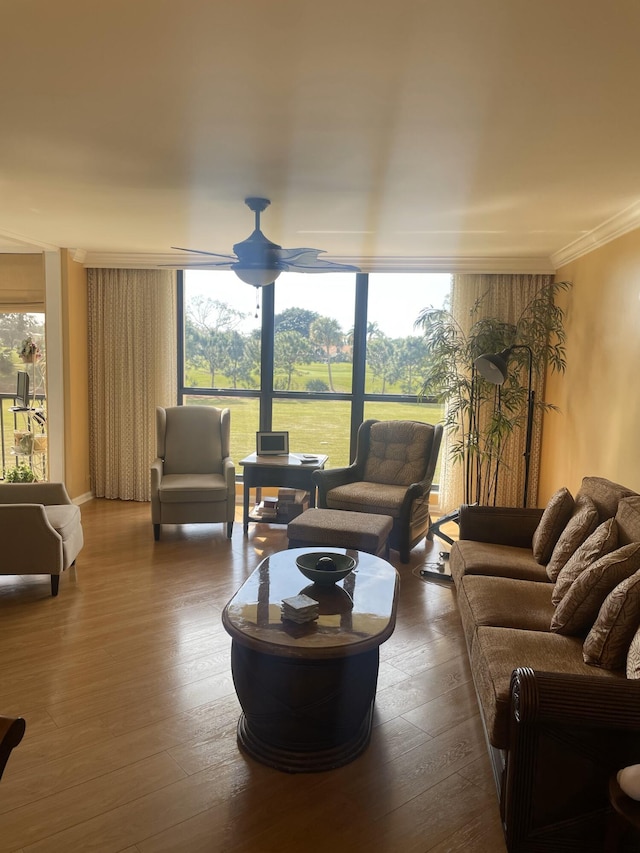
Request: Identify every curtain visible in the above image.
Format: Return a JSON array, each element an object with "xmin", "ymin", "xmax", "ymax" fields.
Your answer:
[
  {"xmin": 87, "ymin": 269, "xmax": 177, "ymax": 500},
  {"xmin": 0, "ymin": 254, "xmax": 45, "ymax": 312},
  {"xmin": 438, "ymin": 273, "xmax": 552, "ymax": 513}
]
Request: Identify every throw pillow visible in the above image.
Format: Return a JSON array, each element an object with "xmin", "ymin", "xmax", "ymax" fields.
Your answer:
[
  {"xmin": 626, "ymin": 624, "xmax": 640, "ymax": 679},
  {"xmin": 551, "ymin": 542, "xmax": 640, "ymax": 635},
  {"xmin": 583, "ymin": 569, "xmax": 640, "ymax": 669},
  {"xmin": 546, "ymin": 496, "xmax": 599, "ymax": 581},
  {"xmin": 551, "ymin": 518, "xmax": 619, "ymax": 605},
  {"xmin": 616, "ymin": 496, "xmax": 640, "ymax": 546},
  {"xmin": 532, "ymin": 487, "xmax": 575, "ymax": 565}
]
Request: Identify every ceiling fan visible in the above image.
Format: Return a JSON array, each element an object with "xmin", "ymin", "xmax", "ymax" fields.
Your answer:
[{"xmin": 170, "ymin": 197, "xmax": 360, "ymax": 287}]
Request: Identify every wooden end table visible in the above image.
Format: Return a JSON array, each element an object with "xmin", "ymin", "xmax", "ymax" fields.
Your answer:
[
  {"xmin": 239, "ymin": 452, "xmax": 328, "ymax": 534},
  {"xmin": 222, "ymin": 547, "xmax": 399, "ymax": 772}
]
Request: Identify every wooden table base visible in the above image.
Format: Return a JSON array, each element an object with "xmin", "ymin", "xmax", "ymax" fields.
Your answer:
[{"xmin": 231, "ymin": 642, "xmax": 379, "ymax": 773}]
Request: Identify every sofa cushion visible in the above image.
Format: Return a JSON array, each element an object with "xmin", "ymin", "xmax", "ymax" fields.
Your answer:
[
  {"xmin": 552, "ymin": 518, "xmax": 619, "ymax": 605},
  {"xmin": 471, "ymin": 626, "xmax": 620, "ymax": 750},
  {"xmin": 615, "ymin": 496, "xmax": 640, "ymax": 546},
  {"xmin": 457, "ymin": 575, "xmax": 554, "ymax": 647},
  {"xmin": 449, "ymin": 540, "xmax": 550, "ymax": 585},
  {"xmin": 583, "ymin": 570, "xmax": 640, "ymax": 669},
  {"xmin": 626, "ymin": 625, "xmax": 640, "ymax": 679},
  {"xmin": 576, "ymin": 476, "xmax": 638, "ymax": 523},
  {"xmin": 532, "ymin": 487, "xmax": 575, "ymax": 565},
  {"xmin": 550, "ymin": 543, "xmax": 640, "ymax": 636},
  {"xmin": 545, "ymin": 496, "xmax": 599, "ymax": 581}
]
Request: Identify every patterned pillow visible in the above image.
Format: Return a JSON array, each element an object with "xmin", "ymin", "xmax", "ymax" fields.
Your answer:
[
  {"xmin": 616, "ymin": 496, "xmax": 640, "ymax": 546},
  {"xmin": 583, "ymin": 569, "xmax": 640, "ymax": 669},
  {"xmin": 551, "ymin": 543, "xmax": 640, "ymax": 635},
  {"xmin": 552, "ymin": 518, "xmax": 619, "ymax": 605},
  {"xmin": 546, "ymin": 497, "xmax": 599, "ymax": 581},
  {"xmin": 626, "ymin": 624, "xmax": 640, "ymax": 679},
  {"xmin": 532, "ymin": 487, "xmax": 575, "ymax": 565}
]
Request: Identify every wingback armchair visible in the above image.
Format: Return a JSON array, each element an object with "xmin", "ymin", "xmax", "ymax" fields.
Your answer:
[
  {"xmin": 314, "ymin": 419, "xmax": 443, "ymax": 563},
  {"xmin": 0, "ymin": 482, "xmax": 83, "ymax": 596},
  {"xmin": 151, "ymin": 406, "xmax": 236, "ymax": 540}
]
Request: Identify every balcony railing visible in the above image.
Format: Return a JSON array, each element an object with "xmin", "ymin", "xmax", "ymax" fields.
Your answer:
[{"xmin": 1, "ymin": 393, "xmax": 47, "ymax": 480}]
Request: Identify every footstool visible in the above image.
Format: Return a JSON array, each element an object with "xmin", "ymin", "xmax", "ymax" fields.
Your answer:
[{"xmin": 287, "ymin": 508, "xmax": 393, "ymax": 557}]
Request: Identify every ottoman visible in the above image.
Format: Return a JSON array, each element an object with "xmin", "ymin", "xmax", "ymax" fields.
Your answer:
[{"xmin": 287, "ymin": 508, "xmax": 393, "ymax": 557}]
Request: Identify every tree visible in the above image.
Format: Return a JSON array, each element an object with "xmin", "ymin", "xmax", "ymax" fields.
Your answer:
[
  {"xmin": 274, "ymin": 330, "xmax": 313, "ymax": 390},
  {"xmin": 309, "ymin": 317, "xmax": 344, "ymax": 392},
  {"xmin": 218, "ymin": 330, "xmax": 247, "ymax": 389},
  {"xmin": 367, "ymin": 336, "xmax": 396, "ymax": 393},
  {"xmin": 274, "ymin": 307, "xmax": 319, "ymax": 337},
  {"xmin": 396, "ymin": 336, "xmax": 430, "ymax": 394},
  {"xmin": 186, "ymin": 296, "xmax": 247, "ymax": 386}
]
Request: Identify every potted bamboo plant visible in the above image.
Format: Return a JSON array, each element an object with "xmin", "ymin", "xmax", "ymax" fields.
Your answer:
[{"xmin": 416, "ymin": 280, "xmax": 570, "ymax": 507}]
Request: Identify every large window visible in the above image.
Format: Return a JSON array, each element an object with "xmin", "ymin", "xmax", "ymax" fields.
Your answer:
[{"xmin": 179, "ymin": 271, "xmax": 450, "ymax": 472}]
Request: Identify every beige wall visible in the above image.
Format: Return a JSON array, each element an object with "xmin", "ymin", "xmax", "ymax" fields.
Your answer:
[
  {"xmin": 60, "ymin": 250, "xmax": 90, "ymax": 499},
  {"xmin": 538, "ymin": 228, "xmax": 640, "ymax": 503}
]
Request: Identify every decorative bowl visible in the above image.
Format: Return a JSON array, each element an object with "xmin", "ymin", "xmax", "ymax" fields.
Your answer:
[{"xmin": 295, "ymin": 552, "xmax": 356, "ymax": 586}]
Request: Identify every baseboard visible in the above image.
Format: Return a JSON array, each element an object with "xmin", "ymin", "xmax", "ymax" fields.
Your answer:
[{"xmin": 73, "ymin": 491, "xmax": 93, "ymax": 505}]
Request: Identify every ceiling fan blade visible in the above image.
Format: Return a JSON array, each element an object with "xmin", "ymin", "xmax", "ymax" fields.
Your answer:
[
  {"xmin": 171, "ymin": 246, "xmax": 237, "ymax": 261},
  {"xmin": 286, "ymin": 260, "xmax": 361, "ymax": 272},
  {"xmin": 159, "ymin": 259, "xmax": 236, "ymax": 269}
]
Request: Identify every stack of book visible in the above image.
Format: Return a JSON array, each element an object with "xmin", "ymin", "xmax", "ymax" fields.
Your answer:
[
  {"xmin": 277, "ymin": 488, "xmax": 309, "ymax": 522},
  {"xmin": 253, "ymin": 496, "xmax": 279, "ymax": 519},
  {"xmin": 281, "ymin": 594, "xmax": 319, "ymax": 624}
]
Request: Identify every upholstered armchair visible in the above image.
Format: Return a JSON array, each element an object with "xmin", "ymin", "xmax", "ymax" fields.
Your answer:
[
  {"xmin": 151, "ymin": 406, "xmax": 235, "ymax": 540},
  {"xmin": 0, "ymin": 482, "xmax": 84, "ymax": 596},
  {"xmin": 314, "ymin": 419, "xmax": 443, "ymax": 563}
]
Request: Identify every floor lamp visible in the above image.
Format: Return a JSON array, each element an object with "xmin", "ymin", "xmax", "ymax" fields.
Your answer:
[{"xmin": 474, "ymin": 345, "xmax": 534, "ymax": 508}]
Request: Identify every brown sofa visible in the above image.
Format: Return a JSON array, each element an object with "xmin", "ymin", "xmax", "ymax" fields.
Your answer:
[{"xmin": 450, "ymin": 477, "xmax": 640, "ymax": 852}]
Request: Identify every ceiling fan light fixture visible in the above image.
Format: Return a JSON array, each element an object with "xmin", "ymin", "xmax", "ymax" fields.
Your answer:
[{"xmin": 232, "ymin": 265, "xmax": 281, "ymax": 287}]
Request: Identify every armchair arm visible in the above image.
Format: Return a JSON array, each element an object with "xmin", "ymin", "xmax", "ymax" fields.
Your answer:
[
  {"xmin": 0, "ymin": 716, "xmax": 25, "ymax": 780},
  {"xmin": 503, "ymin": 668, "xmax": 640, "ymax": 851},
  {"xmin": 458, "ymin": 504, "xmax": 543, "ymax": 548}
]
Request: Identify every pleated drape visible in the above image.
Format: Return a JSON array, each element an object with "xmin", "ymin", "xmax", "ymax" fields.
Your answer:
[
  {"xmin": 87, "ymin": 269, "xmax": 177, "ymax": 500},
  {"xmin": 438, "ymin": 273, "xmax": 553, "ymax": 513}
]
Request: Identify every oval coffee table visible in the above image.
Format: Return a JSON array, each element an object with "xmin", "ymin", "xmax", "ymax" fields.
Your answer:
[{"xmin": 222, "ymin": 547, "xmax": 399, "ymax": 773}]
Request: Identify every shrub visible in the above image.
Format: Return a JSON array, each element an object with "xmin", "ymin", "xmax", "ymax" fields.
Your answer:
[{"xmin": 306, "ymin": 379, "xmax": 329, "ymax": 393}]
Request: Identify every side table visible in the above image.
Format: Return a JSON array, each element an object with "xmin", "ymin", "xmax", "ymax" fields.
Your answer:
[{"xmin": 239, "ymin": 452, "xmax": 328, "ymax": 534}]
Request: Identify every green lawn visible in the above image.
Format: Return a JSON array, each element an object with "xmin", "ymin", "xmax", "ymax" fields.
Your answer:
[{"xmin": 187, "ymin": 394, "xmax": 444, "ymax": 472}]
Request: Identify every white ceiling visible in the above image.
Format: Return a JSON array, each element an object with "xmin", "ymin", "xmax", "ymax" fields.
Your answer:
[{"xmin": 2, "ymin": 0, "xmax": 640, "ymax": 271}]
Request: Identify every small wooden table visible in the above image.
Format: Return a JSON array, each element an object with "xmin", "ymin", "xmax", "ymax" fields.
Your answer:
[
  {"xmin": 222, "ymin": 547, "xmax": 399, "ymax": 772},
  {"xmin": 239, "ymin": 452, "xmax": 328, "ymax": 534}
]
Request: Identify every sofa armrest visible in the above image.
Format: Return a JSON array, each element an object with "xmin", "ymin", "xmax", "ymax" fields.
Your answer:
[
  {"xmin": 502, "ymin": 667, "xmax": 640, "ymax": 852},
  {"xmin": 458, "ymin": 504, "xmax": 543, "ymax": 548}
]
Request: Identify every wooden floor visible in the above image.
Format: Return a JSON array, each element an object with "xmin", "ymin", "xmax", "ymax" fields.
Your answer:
[{"xmin": 0, "ymin": 499, "xmax": 506, "ymax": 853}]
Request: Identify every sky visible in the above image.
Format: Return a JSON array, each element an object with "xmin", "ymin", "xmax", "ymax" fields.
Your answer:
[{"xmin": 185, "ymin": 271, "xmax": 451, "ymax": 339}]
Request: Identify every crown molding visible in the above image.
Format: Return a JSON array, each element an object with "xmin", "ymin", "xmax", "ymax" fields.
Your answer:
[
  {"xmin": 81, "ymin": 251, "xmax": 555, "ymax": 274},
  {"xmin": 551, "ymin": 200, "xmax": 640, "ymax": 269},
  {"xmin": 0, "ymin": 227, "xmax": 59, "ymax": 252}
]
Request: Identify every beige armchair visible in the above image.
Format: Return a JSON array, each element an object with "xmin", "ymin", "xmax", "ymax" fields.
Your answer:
[
  {"xmin": 0, "ymin": 482, "xmax": 84, "ymax": 596},
  {"xmin": 151, "ymin": 406, "xmax": 235, "ymax": 541},
  {"xmin": 314, "ymin": 419, "xmax": 443, "ymax": 563}
]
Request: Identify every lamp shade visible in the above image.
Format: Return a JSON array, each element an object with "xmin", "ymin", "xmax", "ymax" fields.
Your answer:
[{"xmin": 474, "ymin": 350, "xmax": 510, "ymax": 385}]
